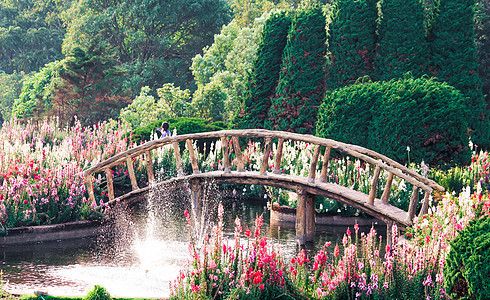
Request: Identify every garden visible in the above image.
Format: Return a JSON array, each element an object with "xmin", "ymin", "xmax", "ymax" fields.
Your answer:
[{"xmin": 0, "ymin": 0, "xmax": 489, "ymax": 299}]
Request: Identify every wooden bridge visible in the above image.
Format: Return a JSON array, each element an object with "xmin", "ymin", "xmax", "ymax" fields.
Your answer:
[{"xmin": 83, "ymin": 129, "xmax": 444, "ymax": 243}]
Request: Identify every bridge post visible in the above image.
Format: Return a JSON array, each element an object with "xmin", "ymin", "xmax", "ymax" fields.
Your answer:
[
  {"xmin": 305, "ymin": 193, "xmax": 316, "ymax": 242},
  {"xmin": 296, "ymin": 188, "xmax": 315, "ymax": 244}
]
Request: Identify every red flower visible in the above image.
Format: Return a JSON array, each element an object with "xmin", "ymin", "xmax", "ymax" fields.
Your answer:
[{"xmin": 259, "ymin": 284, "xmax": 265, "ymax": 290}]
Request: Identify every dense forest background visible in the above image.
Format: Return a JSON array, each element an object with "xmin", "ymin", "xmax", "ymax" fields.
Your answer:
[{"xmin": 0, "ymin": 0, "xmax": 488, "ymax": 137}]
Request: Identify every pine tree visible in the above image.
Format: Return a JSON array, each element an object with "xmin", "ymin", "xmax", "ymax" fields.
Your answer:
[
  {"xmin": 375, "ymin": 0, "xmax": 429, "ymax": 81},
  {"xmin": 235, "ymin": 11, "xmax": 291, "ymax": 129},
  {"xmin": 326, "ymin": 0, "xmax": 377, "ymax": 90},
  {"xmin": 266, "ymin": 6, "xmax": 327, "ymax": 134},
  {"xmin": 429, "ymin": 0, "xmax": 489, "ymax": 149}
]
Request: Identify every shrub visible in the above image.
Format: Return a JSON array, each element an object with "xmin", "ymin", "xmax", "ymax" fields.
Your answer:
[
  {"xmin": 429, "ymin": 0, "xmax": 490, "ymax": 149},
  {"xmin": 444, "ymin": 216, "xmax": 490, "ymax": 300},
  {"xmin": 84, "ymin": 285, "xmax": 111, "ymax": 300},
  {"xmin": 266, "ymin": 5, "xmax": 327, "ymax": 134},
  {"xmin": 326, "ymin": 0, "xmax": 377, "ymax": 90},
  {"xmin": 235, "ymin": 10, "xmax": 291, "ymax": 129},
  {"xmin": 130, "ymin": 117, "xmax": 226, "ymax": 144},
  {"xmin": 316, "ymin": 76, "xmax": 471, "ymax": 166},
  {"xmin": 374, "ymin": 0, "xmax": 429, "ymax": 81}
]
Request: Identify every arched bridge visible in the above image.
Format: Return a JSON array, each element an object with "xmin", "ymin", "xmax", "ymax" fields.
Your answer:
[{"xmin": 83, "ymin": 129, "xmax": 444, "ymax": 243}]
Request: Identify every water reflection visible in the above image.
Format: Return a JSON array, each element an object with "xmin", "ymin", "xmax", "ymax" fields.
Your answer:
[{"xmin": 0, "ymin": 196, "xmax": 385, "ymax": 298}]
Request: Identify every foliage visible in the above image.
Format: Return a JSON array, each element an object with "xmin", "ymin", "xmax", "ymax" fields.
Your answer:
[
  {"xmin": 375, "ymin": 0, "xmax": 429, "ymax": 81},
  {"xmin": 11, "ymin": 61, "xmax": 59, "ymax": 121},
  {"xmin": 52, "ymin": 45, "xmax": 129, "ymax": 125},
  {"xmin": 0, "ymin": 0, "xmax": 69, "ymax": 74},
  {"xmin": 326, "ymin": 0, "xmax": 376, "ymax": 90},
  {"xmin": 191, "ymin": 16, "xmax": 267, "ymax": 123},
  {"xmin": 130, "ymin": 117, "xmax": 226, "ymax": 144},
  {"xmin": 192, "ymin": 79, "xmax": 228, "ymax": 122},
  {"xmin": 62, "ymin": 0, "xmax": 232, "ymax": 94},
  {"xmin": 0, "ymin": 71, "xmax": 24, "ymax": 123},
  {"xmin": 84, "ymin": 285, "xmax": 111, "ymax": 300},
  {"xmin": 429, "ymin": 0, "xmax": 490, "ymax": 150},
  {"xmin": 119, "ymin": 84, "xmax": 192, "ymax": 129},
  {"xmin": 266, "ymin": 5, "xmax": 327, "ymax": 134},
  {"xmin": 475, "ymin": 0, "xmax": 489, "ymax": 107},
  {"xmin": 235, "ymin": 10, "xmax": 291, "ymax": 129},
  {"xmin": 316, "ymin": 76, "xmax": 472, "ymax": 166},
  {"xmin": 444, "ymin": 216, "xmax": 490, "ymax": 300},
  {"xmin": 231, "ymin": 0, "xmax": 275, "ymax": 27}
]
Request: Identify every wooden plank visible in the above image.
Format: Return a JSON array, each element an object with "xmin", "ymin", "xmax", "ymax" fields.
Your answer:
[
  {"xmin": 221, "ymin": 137, "xmax": 231, "ymax": 174},
  {"xmin": 260, "ymin": 137, "xmax": 272, "ymax": 175},
  {"xmin": 104, "ymin": 168, "xmax": 115, "ymax": 201},
  {"xmin": 186, "ymin": 139, "xmax": 201, "ymax": 174},
  {"xmin": 381, "ymin": 172, "xmax": 394, "ymax": 204},
  {"xmin": 126, "ymin": 156, "xmax": 139, "ymax": 191},
  {"xmin": 319, "ymin": 146, "xmax": 331, "ymax": 183},
  {"xmin": 85, "ymin": 175, "xmax": 96, "ymax": 204},
  {"xmin": 368, "ymin": 165, "xmax": 381, "ymax": 205},
  {"xmin": 145, "ymin": 150, "xmax": 155, "ymax": 183},
  {"xmin": 407, "ymin": 186, "xmax": 419, "ymax": 221},
  {"xmin": 83, "ymin": 129, "xmax": 442, "ymax": 194},
  {"xmin": 172, "ymin": 142, "xmax": 184, "ymax": 177},
  {"xmin": 308, "ymin": 144, "xmax": 321, "ymax": 183},
  {"xmin": 296, "ymin": 188, "xmax": 306, "ymax": 245},
  {"xmin": 273, "ymin": 138, "xmax": 284, "ymax": 174},
  {"xmin": 305, "ymin": 192, "xmax": 315, "ymax": 242},
  {"xmin": 232, "ymin": 136, "xmax": 245, "ymax": 172},
  {"xmin": 418, "ymin": 190, "xmax": 431, "ymax": 217}
]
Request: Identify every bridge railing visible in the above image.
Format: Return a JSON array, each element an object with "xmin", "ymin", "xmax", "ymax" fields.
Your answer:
[{"xmin": 83, "ymin": 129, "xmax": 444, "ymax": 221}]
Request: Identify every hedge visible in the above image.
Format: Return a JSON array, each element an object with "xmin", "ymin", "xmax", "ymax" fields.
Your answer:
[{"xmin": 316, "ymin": 76, "xmax": 471, "ymax": 167}]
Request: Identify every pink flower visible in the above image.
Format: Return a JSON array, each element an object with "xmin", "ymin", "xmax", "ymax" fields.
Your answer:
[{"xmin": 259, "ymin": 284, "xmax": 264, "ymax": 290}]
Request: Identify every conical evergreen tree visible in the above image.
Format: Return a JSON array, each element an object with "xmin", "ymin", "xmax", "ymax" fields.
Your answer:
[
  {"xmin": 266, "ymin": 6, "xmax": 326, "ymax": 134},
  {"xmin": 326, "ymin": 0, "xmax": 377, "ymax": 90},
  {"xmin": 429, "ymin": 0, "xmax": 489, "ymax": 149},
  {"xmin": 375, "ymin": 0, "xmax": 429, "ymax": 81},
  {"xmin": 235, "ymin": 11, "xmax": 291, "ymax": 129}
]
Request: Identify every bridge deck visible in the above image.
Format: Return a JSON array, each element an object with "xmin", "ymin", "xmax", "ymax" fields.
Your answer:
[{"xmin": 109, "ymin": 170, "xmax": 410, "ymax": 227}]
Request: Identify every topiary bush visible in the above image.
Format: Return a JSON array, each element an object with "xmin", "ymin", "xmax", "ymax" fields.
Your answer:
[
  {"xmin": 266, "ymin": 5, "xmax": 327, "ymax": 134},
  {"xmin": 326, "ymin": 0, "xmax": 377, "ymax": 90},
  {"xmin": 443, "ymin": 216, "xmax": 490, "ymax": 300},
  {"xmin": 429, "ymin": 0, "xmax": 490, "ymax": 150},
  {"xmin": 316, "ymin": 76, "xmax": 471, "ymax": 167},
  {"xmin": 374, "ymin": 0, "xmax": 429, "ymax": 81},
  {"xmin": 235, "ymin": 10, "xmax": 291, "ymax": 129}
]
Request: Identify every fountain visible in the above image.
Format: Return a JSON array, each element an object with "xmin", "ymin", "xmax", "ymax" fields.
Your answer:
[{"xmin": 0, "ymin": 178, "xmax": 384, "ymax": 298}]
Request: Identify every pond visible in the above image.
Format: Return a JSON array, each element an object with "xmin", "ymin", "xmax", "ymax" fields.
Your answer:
[{"xmin": 0, "ymin": 183, "xmax": 386, "ymax": 299}]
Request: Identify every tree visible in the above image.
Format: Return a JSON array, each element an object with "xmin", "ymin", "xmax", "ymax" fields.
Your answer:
[
  {"xmin": 266, "ymin": 5, "xmax": 327, "ymax": 134},
  {"xmin": 12, "ymin": 61, "xmax": 59, "ymax": 120},
  {"xmin": 326, "ymin": 0, "xmax": 377, "ymax": 90},
  {"xmin": 375, "ymin": 0, "xmax": 429, "ymax": 81},
  {"xmin": 0, "ymin": 0, "xmax": 70, "ymax": 74},
  {"xmin": 429, "ymin": 0, "xmax": 489, "ymax": 149},
  {"xmin": 52, "ymin": 45, "xmax": 129, "ymax": 125},
  {"xmin": 0, "ymin": 71, "xmax": 24, "ymax": 122},
  {"xmin": 63, "ymin": 0, "xmax": 232, "ymax": 94},
  {"xmin": 235, "ymin": 10, "xmax": 291, "ymax": 129},
  {"xmin": 191, "ymin": 15, "xmax": 268, "ymax": 123}
]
